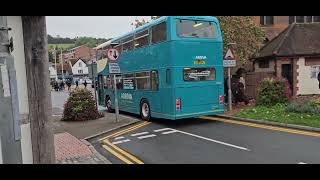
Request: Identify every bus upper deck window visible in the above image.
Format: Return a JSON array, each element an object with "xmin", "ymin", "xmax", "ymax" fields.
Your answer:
[
  {"xmin": 176, "ymin": 19, "xmax": 217, "ymax": 39},
  {"xmin": 152, "ymin": 22, "xmax": 167, "ymax": 44}
]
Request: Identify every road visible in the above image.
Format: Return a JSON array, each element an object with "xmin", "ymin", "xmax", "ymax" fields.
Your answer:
[{"xmin": 91, "ymin": 114, "xmax": 320, "ymax": 164}]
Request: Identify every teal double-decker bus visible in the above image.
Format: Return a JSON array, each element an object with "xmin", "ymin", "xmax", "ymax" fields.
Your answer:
[{"xmin": 96, "ymin": 16, "xmax": 224, "ymax": 121}]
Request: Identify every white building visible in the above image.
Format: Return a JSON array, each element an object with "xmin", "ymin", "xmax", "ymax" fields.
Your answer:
[
  {"xmin": 69, "ymin": 58, "xmax": 89, "ymax": 80},
  {"xmin": 49, "ymin": 62, "xmax": 57, "ymax": 81},
  {"xmin": 1, "ymin": 16, "xmax": 33, "ymax": 164}
]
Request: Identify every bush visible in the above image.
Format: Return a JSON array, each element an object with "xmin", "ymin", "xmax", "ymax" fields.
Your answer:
[
  {"xmin": 286, "ymin": 100, "xmax": 320, "ymax": 114},
  {"xmin": 256, "ymin": 78, "xmax": 290, "ymax": 106},
  {"xmin": 62, "ymin": 89, "xmax": 103, "ymax": 121}
]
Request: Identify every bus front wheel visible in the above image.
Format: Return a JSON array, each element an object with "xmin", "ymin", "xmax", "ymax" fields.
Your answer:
[{"xmin": 140, "ymin": 99, "xmax": 151, "ymax": 121}]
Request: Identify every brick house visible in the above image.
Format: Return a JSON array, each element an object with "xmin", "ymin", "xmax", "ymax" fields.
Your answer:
[
  {"xmin": 62, "ymin": 45, "xmax": 96, "ymax": 61},
  {"xmin": 252, "ymin": 23, "xmax": 320, "ymax": 97},
  {"xmin": 253, "ymin": 16, "xmax": 320, "ymax": 41}
]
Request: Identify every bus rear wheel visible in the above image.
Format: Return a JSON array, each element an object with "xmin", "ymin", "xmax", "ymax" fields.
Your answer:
[
  {"xmin": 140, "ymin": 99, "xmax": 151, "ymax": 121},
  {"xmin": 106, "ymin": 97, "xmax": 114, "ymax": 113}
]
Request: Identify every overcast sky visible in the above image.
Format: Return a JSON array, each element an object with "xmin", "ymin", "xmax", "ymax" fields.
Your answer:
[{"xmin": 46, "ymin": 16, "xmax": 151, "ymax": 39}]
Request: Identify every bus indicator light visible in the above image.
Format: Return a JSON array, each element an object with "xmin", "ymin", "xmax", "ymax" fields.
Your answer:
[{"xmin": 219, "ymin": 95, "xmax": 224, "ymax": 105}]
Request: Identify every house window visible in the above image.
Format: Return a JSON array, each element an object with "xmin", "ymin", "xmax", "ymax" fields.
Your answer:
[
  {"xmin": 311, "ymin": 66, "xmax": 320, "ymax": 79},
  {"xmin": 78, "ymin": 70, "xmax": 83, "ymax": 74},
  {"xmin": 258, "ymin": 59, "xmax": 269, "ymax": 69},
  {"xmin": 260, "ymin": 16, "xmax": 274, "ymax": 25},
  {"xmin": 289, "ymin": 16, "xmax": 320, "ymax": 23},
  {"xmin": 79, "ymin": 62, "xmax": 82, "ymax": 67}
]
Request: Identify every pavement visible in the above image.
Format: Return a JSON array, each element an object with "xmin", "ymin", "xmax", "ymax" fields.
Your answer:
[
  {"xmin": 92, "ymin": 116, "xmax": 320, "ymax": 164},
  {"xmin": 51, "ymin": 87, "xmax": 139, "ymax": 164}
]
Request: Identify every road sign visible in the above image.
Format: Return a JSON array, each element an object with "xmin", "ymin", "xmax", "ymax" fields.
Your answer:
[
  {"xmin": 107, "ymin": 48, "xmax": 120, "ymax": 62},
  {"xmin": 224, "ymin": 48, "xmax": 236, "ymax": 60},
  {"xmin": 109, "ymin": 63, "xmax": 121, "ymax": 74},
  {"xmin": 223, "ymin": 48, "xmax": 237, "ymax": 67},
  {"xmin": 223, "ymin": 60, "xmax": 237, "ymax": 67}
]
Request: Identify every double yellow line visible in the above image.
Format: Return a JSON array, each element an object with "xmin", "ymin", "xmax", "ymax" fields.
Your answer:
[
  {"xmin": 201, "ymin": 116, "xmax": 320, "ymax": 138},
  {"xmin": 100, "ymin": 121, "xmax": 151, "ymax": 164}
]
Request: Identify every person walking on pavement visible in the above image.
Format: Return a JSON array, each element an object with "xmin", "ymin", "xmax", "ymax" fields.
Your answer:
[
  {"xmin": 83, "ymin": 80, "xmax": 88, "ymax": 89},
  {"xmin": 75, "ymin": 80, "xmax": 79, "ymax": 89},
  {"xmin": 66, "ymin": 80, "xmax": 72, "ymax": 91}
]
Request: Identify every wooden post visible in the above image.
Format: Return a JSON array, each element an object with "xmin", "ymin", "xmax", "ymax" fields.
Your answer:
[{"xmin": 22, "ymin": 16, "xmax": 55, "ymax": 164}]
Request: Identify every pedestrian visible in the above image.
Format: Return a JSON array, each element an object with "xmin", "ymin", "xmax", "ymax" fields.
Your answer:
[
  {"xmin": 54, "ymin": 81, "xmax": 59, "ymax": 91},
  {"xmin": 75, "ymin": 80, "xmax": 79, "ymax": 89},
  {"xmin": 83, "ymin": 80, "xmax": 88, "ymax": 89},
  {"xmin": 318, "ymin": 72, "xmax": 320, "ymax": 89},
  {"xmin": 60, "ymin": 80, "xmax": 65, "ymax": 91},
  {"xmin": 66, "ymin": 80, "xmax": 72, "ymax": 91}
]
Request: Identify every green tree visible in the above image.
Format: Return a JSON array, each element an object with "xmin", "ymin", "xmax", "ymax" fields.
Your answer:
[{"xmin": 217, "ymin": 16, "xmax": 265, "ymax": 64}]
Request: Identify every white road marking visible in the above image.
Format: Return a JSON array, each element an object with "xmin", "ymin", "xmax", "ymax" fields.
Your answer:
[
  {"xmin": 131, "ymin": 132, "xmax": 149, "ymax": 137},
  {"xmin": 154, "ymin": 128, "xmax": 173, "ymax": 132},
  {"xmin": 114, "ymin": 136, "xmax": 125, "ymax": 140},
  {"xmin": 112, "ymin": 139, "xmax": 130, "ymax": 145},
  {"xmin": 174, "ymin": 129, "xmax": 250, "ymax": 151},
  {"xmin": 137, "ymin": 134, "xmax": 157, "ymax": 139},
  {"xmin": 162, "ymin": 130, "xmax": 178, "ymax": 135}
]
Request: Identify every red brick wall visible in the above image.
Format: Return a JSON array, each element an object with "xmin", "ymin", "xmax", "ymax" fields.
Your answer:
[
  {"xmin": 253, "ymin": 16, "xmax": 290, "ymax": 40},
  {"xmin": 74, "ymin": 46, "xmax": 91, "ymax": 60}
]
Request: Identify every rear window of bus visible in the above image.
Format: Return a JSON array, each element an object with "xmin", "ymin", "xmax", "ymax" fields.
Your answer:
[
  {"xmin": 183, "ymin": 68, "xmax": 216, "ymax": 82},
  {"xmin": 176, "ymin": 19, "xmax": 217, "ymax": 39}
]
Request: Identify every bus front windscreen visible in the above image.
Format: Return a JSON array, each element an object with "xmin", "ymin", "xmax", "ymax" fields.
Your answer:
[{"xmin": 176, "ymin": 19, "xmax": 217, "ymax": 39}]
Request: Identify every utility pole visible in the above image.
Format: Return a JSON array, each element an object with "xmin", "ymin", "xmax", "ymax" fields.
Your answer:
[
  {"xmin": 22, "ymin": 16, "xmax": 55, "ymax": 163},
  {"xmin": 61, "ymin": 48, "xmax": 64, "ymax": 81},
  {"xmin": 0, "ymin": 16, "xmax": 23, "ymax": 164},
  {"xmin": 54, "ymin": 47, "xmax": 58, "ymax": 81}
]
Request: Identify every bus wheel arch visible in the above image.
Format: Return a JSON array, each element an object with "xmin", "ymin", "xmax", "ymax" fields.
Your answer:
[{"xmin": 140, "ymin": 98, "xmax": 151, "ymax": 121}]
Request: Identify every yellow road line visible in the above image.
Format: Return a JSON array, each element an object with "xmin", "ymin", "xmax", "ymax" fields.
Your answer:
[
  {"xmin": 201, "ymin": 116, "xmax": 320, "ymax": 138},
  {"xmin": 108, "ymin": 122, "xmax": 152, "ymax": 138},
  {"xmin": 99, "ymin": 122, "xmax": 150, "ymax": 141},
  {"xmin": 102, "ymin": 145, "xmax": 134, "ymax": 164},
  {"xmin": 100, "ymin": 121, "xmax": 151, "ymax": 164},
  {"xmin": 104, "ymin": 140, "xmax": 144, "ymax": 164}
]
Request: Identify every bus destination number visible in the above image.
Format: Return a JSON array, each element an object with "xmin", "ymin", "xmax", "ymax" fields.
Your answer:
[{"xmin": 194, "ymin": 60, "xmax": 206, "ymax": 65}]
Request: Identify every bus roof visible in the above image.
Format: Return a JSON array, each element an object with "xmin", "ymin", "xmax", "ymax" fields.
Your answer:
[
  {"xmin": 94, "ymin": 39, "xmax": 112, "ymax": 50},
  {"xmin": 111, "ymin": 16, "xmax": 219, "ymax": 43}
]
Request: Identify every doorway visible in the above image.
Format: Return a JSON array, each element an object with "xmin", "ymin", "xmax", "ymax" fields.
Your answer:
[{"xmin": 281, "ymin": 64, "xmax": 293, "ymax": 93}]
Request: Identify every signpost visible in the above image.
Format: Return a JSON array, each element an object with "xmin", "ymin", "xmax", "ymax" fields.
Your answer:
[
  {"xmin": 223, "ymin": 48, "xmax": 237, "ymax": 111},
  {"xmin": 107, "ymin": 48, "xmax": 120, "ymax": 122}
]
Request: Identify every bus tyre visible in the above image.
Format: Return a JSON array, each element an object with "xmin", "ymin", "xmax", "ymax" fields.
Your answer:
[
  {"xmin": 140, "ymin": 99, "xmax": 151, "ymax": 121},
  {"xmin": 106, "ymin": 97, "xmax": 114, "ymax": 113}
]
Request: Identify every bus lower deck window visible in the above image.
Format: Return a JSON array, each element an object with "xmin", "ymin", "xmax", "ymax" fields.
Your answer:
[
  {"xmin": 136, "ymin": 72, "xmax": 151, "ymax": 90},
  {"xmin": 151, "ymin": 70, "xmax": 159, "ymax": 91}
]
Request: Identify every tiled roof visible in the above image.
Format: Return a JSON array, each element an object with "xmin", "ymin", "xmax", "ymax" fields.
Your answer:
[{"xmin": 254, "ymin": 23, "xmax": 320, "ymax": 59}]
